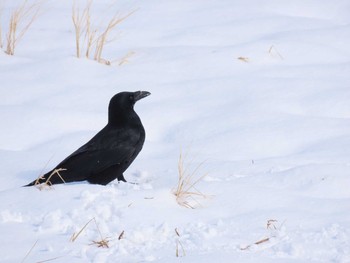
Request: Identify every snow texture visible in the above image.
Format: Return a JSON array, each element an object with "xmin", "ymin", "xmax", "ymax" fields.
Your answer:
[{"xmin": 0, "ymin": 0, "xmax": 350, "ymax": 262}]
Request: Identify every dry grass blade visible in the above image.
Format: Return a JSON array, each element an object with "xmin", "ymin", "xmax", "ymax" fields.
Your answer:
[
  {"xmin": 254, "ymin": 237, "xmax": 270, "ymax": 245},
  {"xmin": 118, "ymin": 230, "xmax": 125, "ymax": 240},
  {"xmin": 93, "ymin": 10, "xmax": 136, "ymax": 64},
  {"xmin": 267, "ymin": 219, "xmax": 278, "ymax": 230},
  {"xmin": 70, "ymin": 218, "xmax": 94, "ymax": 242},
  {"xmin": 118, "ymin": 51, "xmax": 135, "ymax": 66},
  {"xmin": 72, "ymin": 3, "xmax": 81, "ymax": 57},
  {"xmin": 72, "ymin": 0, "xmax": 90, "ymax": 58},
  {"xmin": 268, "ymin": 45, "xmax": 284, "ymax": 60},
  {"xmin": 237, "ymin": 56, "xmax": 249, "ymax": 63},
  {"xmin": 21, "ymin": 239, "xmax": 38, "ymax": 263},
  {"xmin": 176, "ymin": 241, "xmax": 186, "ymax": 257},
  {"xmin": 22, "ymin": 240, "xmax": 63, "ymax": 263},
  {"xmin": 175, "ymin": 228, "xmax": 180, "ymax": 237},
  {"xmin": 45, "ymin": 168, "xmax": 67, "ymax": 184},
  {"xmin": 84, "ymin": 1, "xmax": 96, "ymax": 58},
  {"xmin": 175, "ymin": 228, "xmax": 186, "ymax": 257},
  {"xmin": 241, "ymin": 237, "xmax": 270, "ymax": 250},
  {"xmin": 36, "ymin": 256, "xmax": 64, "ymax": 263},
  {"xmin": 173, "ymin": 150, "xmax": 208, "ymax": 209}
]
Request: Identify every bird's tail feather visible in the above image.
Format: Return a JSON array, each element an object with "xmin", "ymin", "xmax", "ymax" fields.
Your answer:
[
  {"xmin": 23, "ymin": 181, "xmax": 36, "ymax": 187},
  {"xmin": 23, "ymin": 171, "xmax": 50, "ymax": 187}
]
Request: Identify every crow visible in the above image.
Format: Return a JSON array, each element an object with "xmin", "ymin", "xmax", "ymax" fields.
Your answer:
[{"xmin": 25, "ymin": 91, "xmax": 150, "ymax": 186}]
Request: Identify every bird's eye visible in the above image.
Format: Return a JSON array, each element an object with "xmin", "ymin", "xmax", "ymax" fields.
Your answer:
[{"xmin": 129, "ymin": 95, "xmax": 134, "ymax": 100}]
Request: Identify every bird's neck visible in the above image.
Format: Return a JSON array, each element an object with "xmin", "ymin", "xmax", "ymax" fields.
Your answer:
[{"xmin": 108, "ymin": 108, "xmax": 140, "ymax": 127}]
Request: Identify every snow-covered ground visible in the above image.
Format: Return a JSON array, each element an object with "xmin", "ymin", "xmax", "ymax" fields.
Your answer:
[{"xmin": 1, "ymin": 0, "xmax": 350, "ymax": 262}]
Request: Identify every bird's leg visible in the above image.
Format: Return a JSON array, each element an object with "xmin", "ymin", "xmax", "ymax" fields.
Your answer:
[
  {"xmin": 118, "ymin": 174, "xmax": 127, "ymax": 182},
  {"xmin": 117, "ymin": 174, "xmax": 140, "ymax": 185}
]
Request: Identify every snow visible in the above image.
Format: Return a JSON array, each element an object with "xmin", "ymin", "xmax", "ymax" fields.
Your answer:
[{"xmin": 1, "ymin": 0, "xmax": 350, "ymax": 262}]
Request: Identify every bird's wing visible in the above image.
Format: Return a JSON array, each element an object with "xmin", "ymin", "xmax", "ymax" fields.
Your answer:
[{"xmin": 56, "ymin": 126, "xmax": 141, "ymax": 174}]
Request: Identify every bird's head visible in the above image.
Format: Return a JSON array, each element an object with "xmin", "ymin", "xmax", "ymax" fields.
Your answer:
[{"xmin": 108, "ymin": 91, "xmax": 151, "ymax": 124}]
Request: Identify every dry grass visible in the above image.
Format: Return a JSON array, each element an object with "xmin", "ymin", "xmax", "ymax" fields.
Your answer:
[
  {"xmin": 237, "ymin": 56, "xmax": 249, "ymax": 63},
  {"xmin": 241, "ymin": 237, "xmax": 271, "ymax": 250},
  {"xmin": 175, "ymin": 228, "xmax": 186, "ymax": 257},
  {"xmin": 71, "ymin": 217, "xmax": 111, "ymax": 248},
  {"xmin": 72, "ymin": 0, "xmax": 136, "ymax": 65},
  {"xmin": 266, "ymin": 219, "xmax": 278, "ymax": 230},
  {"xmin": 2, "ymin": 0, "xmax": 41, "ymax": 55},
  {"xmin": 72, "ymin": 0, "xmax": 88, "ymax": 58},
  {"xmin": 89, "ymin": 218, "xmax": 111, "ymax": 248},
  {"xmin": 21, "ymin": 240, "xmax": 38, "ymax": 263},
  {"xmin": 36, "ymin": 256, "xmax": 64, "ymax": 263},
  {"xmin": 70, "ymin": 218, "xmax": 94, "ymax": 242},
  {"xmin": 173, "ymin": 150, "xmax": 208, "ymax": 209},
  {"xmin": 268, "ymin": 45, "xmax": 284, "ymax": 60},
  {"xmin": 240, "ymin": 219, "xmax": 282, "ymax": 250},
  {"xmin": 34, "ymin": 168, "xmax": 67, "ymax": 190},
  {"xmin": 118, "ymin": 230, "xmax": 125, "ymax": 240},
  {"xmin": 21, "ymin": 240, "xmax": 63, "ymax": 263},
  {"xmin": 118, "ymin": 51, "xmax": 135, "ymax": 66},
  {"xmin": 90, "ymin": 239, "xmax": 110, "ymax": 248}
]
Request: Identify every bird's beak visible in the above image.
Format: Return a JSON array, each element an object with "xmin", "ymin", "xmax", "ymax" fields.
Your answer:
[{"xmin": 134, "ymin": 91, "xmax": 151, "ymax": 102}]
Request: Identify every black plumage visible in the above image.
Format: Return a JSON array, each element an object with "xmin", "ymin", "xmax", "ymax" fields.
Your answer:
[{"xmin": 25, "ymin": 91, "xmax": 150, "ymax": 186}]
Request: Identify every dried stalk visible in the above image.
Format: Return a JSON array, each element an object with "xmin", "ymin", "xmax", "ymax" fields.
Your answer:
[
  {"xmin": 21, "ymin": 240, "xmax": 38, "ymax": 263},
  {"xmin": 72, "ymin": 0, "xmax": 137, "ymax": 65},
  {"xmin": 174, "ymin": 151, "xmax": 208, "ymax": 208},
  {"xmin": 5, "ymin": 0, "xmax": 41, "ymax": 55}
]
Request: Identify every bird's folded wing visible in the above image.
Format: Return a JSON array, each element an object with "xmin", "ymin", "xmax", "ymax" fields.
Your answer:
[{"xmin": 56, "ymin": 127, "xmax": 140, "ymax": 174}]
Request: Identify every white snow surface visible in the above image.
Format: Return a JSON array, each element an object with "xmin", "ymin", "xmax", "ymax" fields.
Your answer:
[{"xmin": 1, "ymin": 0, "xmax": 350, "ymax": 262}]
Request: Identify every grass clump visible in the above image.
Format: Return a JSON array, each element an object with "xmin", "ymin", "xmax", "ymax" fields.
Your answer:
[
  {"xmin": 1, "ymin": 0, "xmax": 41, "ymax": 55},
  {"xmin": 72, "ymin": 0, "xmax": 136, "ymax": 65},
  {"xmin": 71, "ymin": 217, "xmax": 111, "ymax": 248},
  {"xmin": 173, "ymin": 150, "xmax": 208, "ymax": 209}
]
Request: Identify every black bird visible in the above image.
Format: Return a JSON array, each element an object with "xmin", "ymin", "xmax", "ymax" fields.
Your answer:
[{"xmin": 25, "ymin": 91, "xmax": 150, "ymax": 186}]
